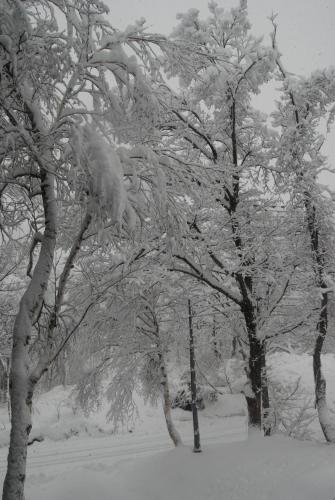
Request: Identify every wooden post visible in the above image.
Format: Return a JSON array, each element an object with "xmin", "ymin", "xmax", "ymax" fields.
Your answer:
[{"xmin": 188, "ymin": 299, "xmax": 201, "ymax": 453}]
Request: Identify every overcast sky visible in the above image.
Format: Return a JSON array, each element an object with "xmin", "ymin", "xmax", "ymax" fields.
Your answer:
[
  {"xmin": 108, "ymin": 0, "xmax": 334, "ymax": 75},
  {"xmin": 106, "ymin": 0, "xmax": 335, "ymax": 185}
]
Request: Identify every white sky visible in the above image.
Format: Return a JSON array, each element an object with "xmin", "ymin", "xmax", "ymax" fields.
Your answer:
[
  {"xmin": 108, "ymin": 0, "xmax": 335, "ymax": 75},
  {"xmin": 106, "ymin": 0, "xmax": 335, "ymax": 186}
]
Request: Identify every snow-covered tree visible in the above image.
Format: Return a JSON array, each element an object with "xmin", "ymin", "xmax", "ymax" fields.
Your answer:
[
  {"xmin": 75, "ymin": 261, "xmax": 185, "ymax": 446},
  {"xmin": 271, "ymin": 17, "xmax": 335, "ymax": 442},
  {"xmin": 154, "ymin": 1, "xmax": 291, "ymax": 432},
  {"xmin": 0, "ymin": 0, "xmax": 165, "ymax": 497}
]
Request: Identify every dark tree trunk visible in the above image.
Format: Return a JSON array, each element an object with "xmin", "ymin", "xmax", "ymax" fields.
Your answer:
[
  {"xmin": 247, "ymin": 335, "xmax": 262, "ymax": 428},
  {"xmin": 312, "ymin": 288, "xmax": 335, "ymax": 441},
  {"xmin": 305, "ymin": 197, "xmax": 335, "ymax": 442},
  {"xmin": 212, "ymin": 315, "xmax": 221, "ymax": 361},
  {"xmin": 246, "ymin": 339, "xmax": 270, "ymax": 434},
  {"xmin": 243, "ymin": 304, "xmax": 270, "ymax": 434},
  {"xmin": 188, "ymin": 299, "xmax": 201, "ymax": 453},
  {"xmin": 0, "ymin": 358, "xmax": 9, "ymax": 406},
  {"xmin": 227, "ymin": 96, "xmax": 270, "ymax": 433}
]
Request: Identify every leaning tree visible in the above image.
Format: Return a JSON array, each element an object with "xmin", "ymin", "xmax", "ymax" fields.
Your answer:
[{"xmin": 0, "ymin": 0, "xmax": 166, "ymax": 498}]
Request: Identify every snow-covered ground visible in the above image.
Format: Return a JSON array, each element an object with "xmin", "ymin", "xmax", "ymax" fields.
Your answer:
[
  {"xmin": 1, "ymin": 353, "xmax": 335, "ymax": 499},
  {"xmin": 97, "ymin": 433, "xmax": 335, "ymax": 500},
  {"xmin": 0, "ymin": 395, "xmax": 248, "ymax": 499},
  {"xmin": 2, "ymin": 428, "xmax": 335, "ymax": 500}
]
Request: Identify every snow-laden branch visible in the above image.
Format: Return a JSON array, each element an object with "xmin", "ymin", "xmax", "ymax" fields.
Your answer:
[
  {"xmin": 172, "ymin": 254, "xmax": 242, "ymax": 306},
  {"xmin": 29, "ymin": 211, "xmax": 92, "ymax": 383}
]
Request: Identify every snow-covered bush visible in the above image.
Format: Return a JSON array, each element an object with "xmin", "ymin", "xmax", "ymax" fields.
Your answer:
[{"xmin": 171, "ymin": 371, "xmax": 217, "ymax": 411}]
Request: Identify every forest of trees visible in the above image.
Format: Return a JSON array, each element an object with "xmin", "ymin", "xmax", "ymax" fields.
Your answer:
[{"xmin": 1, "ymin": 0, "xmax": 335, "ymax": 498}]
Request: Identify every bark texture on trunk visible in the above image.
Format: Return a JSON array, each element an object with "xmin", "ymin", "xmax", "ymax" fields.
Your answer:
[
  {"xmin": 3, "ymin": 170, "xmax": 56, "ymax": 500},
  {"xmin": 245, "ymin": 340, "xmax": 270, "ymax": 434},
  {"xmin": 3, "ymin": 373, "xmax": 35, "ymax": 500},
  {"xmin": 240, "ymin": 294, "xmax": 270, "ymax": 432},
  {"xmin": 247, "ymin": 336, "xmax": 262, "ymax": 428}
]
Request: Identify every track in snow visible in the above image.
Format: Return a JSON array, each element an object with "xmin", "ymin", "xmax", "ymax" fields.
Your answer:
[{"xmin": 0, "ymin": 416, "xmax": 247, "ymax": 480}]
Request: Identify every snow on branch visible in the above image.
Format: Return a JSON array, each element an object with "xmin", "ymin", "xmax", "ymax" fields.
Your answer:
[
  {"xmin": 72, "ymin": 125, "xmax": 137, "ymax": 230},
  {"xmin": 173, "ymin": 254, "xmax": 242, "ymax": 305}
]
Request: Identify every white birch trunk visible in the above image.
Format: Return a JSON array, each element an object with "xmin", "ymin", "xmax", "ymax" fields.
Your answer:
[
  {"xmin": 159, "ymin": 354, "xmax": 182, "ymax": 447},
  {"xmin": 2, "ymin": 170, "xmax": 56, "ymax": 500},
  {"xmin": 30, "ymin": 212, "xmax": 92, "ymax": 384}
]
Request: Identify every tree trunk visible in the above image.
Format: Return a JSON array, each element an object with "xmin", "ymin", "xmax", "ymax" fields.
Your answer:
[
  {"xmin": 261, "ymin": 342, "xmax": 271, "ymax": 436},
  {"xmin": 305, "ymin": 195, "xmax": 335, "ymax": 442},
  {"xmin": 228, "ymin": 95, "xmax": 271, "ymax": 432},
  {"xmin": 273, "ymin": 53, "xmax": 335, "ymax": 443},
  {"xmin": 0, "ymin": 358, "xmax": 9, "ymax": 406},
  {"xmin": 308, "ymin": 230, "xmax": 335, "ymax": 442},
  {"xmin": 313, "ymin": 290, "xmax": 335, "ymax": 442},
  {"xmin": 212, "ymin": 315, "xmax": 221, "ymax": 361},
  {"xmin": 3, "ymin": 170, "xmax": 56, "ymax": 500},
  {"xmin": 159, "ymin": 354, "xmax": 182, "ymax": 447},
  {"xmin": 247, "ymin": 335, "xmax": 262, "ymax": 429},
  {"xmin": 246, "ymin": 328, "xmax": 270, "ymax": 434},
  {"xmin": 3, "ymin": 364, "xmax": 35, "ymax": 500},
  {"xmin": 188, "ymin": 299, "xmax": 201, "ymax": 453}
]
